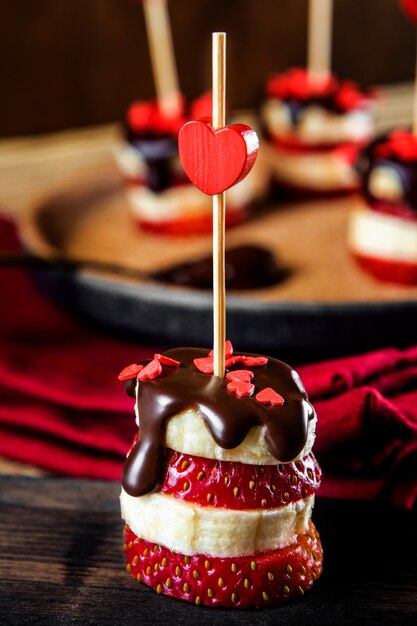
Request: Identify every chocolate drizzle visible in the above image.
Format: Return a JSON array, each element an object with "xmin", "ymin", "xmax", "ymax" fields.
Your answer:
[{"xmin": 122, "ymin": 348, "xmax": 315, "ymax": 498}]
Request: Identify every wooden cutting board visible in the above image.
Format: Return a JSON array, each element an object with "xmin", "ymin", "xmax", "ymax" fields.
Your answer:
[
  {"xmin": 15, "ymin": 171, "xmax": 417, "ymax": 358},
  {"xmin": 0, "ymin": 476, "xmax": 416, "ymax": 625},
  {"xmin": 19, "ymin": 170, "xmax": 417, "ymax": 305}
]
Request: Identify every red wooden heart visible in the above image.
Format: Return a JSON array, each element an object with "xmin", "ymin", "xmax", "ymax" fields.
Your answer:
[{"xmin": 178, "ymin": 121, "xmax": 259, "ymax": 195}]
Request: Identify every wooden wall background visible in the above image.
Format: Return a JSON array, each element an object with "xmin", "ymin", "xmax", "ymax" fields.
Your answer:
[{"xmin": 0, "ymin": 0, "xmax": 415, "ymax": 137}]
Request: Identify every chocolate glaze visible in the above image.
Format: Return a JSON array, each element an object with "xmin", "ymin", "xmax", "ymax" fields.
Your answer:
[
  {"xmin": 122, "ymin": 348, "xmax": 315, "ymax": 498},
  {"xmin": 357, "ymin": 135, "xmax": 417, "ymax": 213},
  {"xmin": 153, "ymin": 245, "xmax": 291, "ymax": 290}
]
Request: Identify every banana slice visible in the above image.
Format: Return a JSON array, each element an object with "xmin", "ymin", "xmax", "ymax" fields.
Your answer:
[
  {"xmin": 121, "ymin": 489, "xmax": 314, "ymax": 558},
  {"xmin": 135, "ymin": 405, "xmax": 317, "ymax": 465}
]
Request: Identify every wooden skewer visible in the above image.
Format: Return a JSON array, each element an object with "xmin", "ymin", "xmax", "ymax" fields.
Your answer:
[
  {"xmin": 307, "ymin": 0, "xmax": 333, "ymax": 82},
  {"xmin": 212, "ymin": 32, "xmax": 226, "ymax": 378},
  {"xmin": 143, "ymin": 0, "xmax": 182, "ymax": 119},
  {"xmin": 413, "ymin": 34, "xmax": 417, "ymax": 136}
]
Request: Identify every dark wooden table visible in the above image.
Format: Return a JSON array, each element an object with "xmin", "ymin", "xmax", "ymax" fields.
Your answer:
[{"xmin": 0, "ymin": 476, "xmax": 416, "ymax": 625}]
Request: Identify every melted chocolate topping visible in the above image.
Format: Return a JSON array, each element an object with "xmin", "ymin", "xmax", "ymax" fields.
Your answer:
[
  {"xmin": 122, "ymin": 348, "xmax": 315, "ymax": 497},
  {"xmin": 153, "ymin": 245, "xmax": 291, "ymax": 290}
]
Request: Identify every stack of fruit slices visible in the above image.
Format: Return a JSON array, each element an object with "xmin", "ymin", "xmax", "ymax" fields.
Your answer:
[
  {"xmin": 349, "ymin": 130, "xmax": 417, "ymax": 284},
  {"xmin": 261, "ymin": 68, "xmax": 375, "ymax": 194},
  {"xmin": 119, "ymin": 344, "xmax": 323, "ymax": 608}
]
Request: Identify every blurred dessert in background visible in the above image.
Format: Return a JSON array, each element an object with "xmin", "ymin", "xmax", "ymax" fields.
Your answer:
[
  {"xmin": 349, "ymin": 130, "xmax": 417, "ymax": 284},
  {"xmin": 114, "ymin": 95, "xmax": 266, "ymax": 235},
  {"xmin": 262, "ymin": 68, "xmax": 376, "ymax": 194}
]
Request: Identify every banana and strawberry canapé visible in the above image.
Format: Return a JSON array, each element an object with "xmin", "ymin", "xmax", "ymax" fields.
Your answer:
[
  {"xmin": 118, "ymin": 342, "xmax": 322, "ymax": 608},
  {"xmin": 262, "ymin": 68, "xmax": 375, "ymax": 194},
  {"xmin": 349, "ymin": 131, "xmax": 417, "ymax": 284},
  {"xmin": 114, "ymin": 99, "xmax": 260, "ymax": 235}
]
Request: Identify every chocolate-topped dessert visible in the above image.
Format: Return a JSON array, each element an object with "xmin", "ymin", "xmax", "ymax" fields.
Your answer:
[
  {"xmin": 349, "ymin": 130, "xmax": 417, "ymax": 284},
  {"xmin": 261, "ymin": 68, "xmax": 376, "ymax": 194},
  {"xmin": 113, "ymin": 96, "xmax": 263, "ymax": 235},
  {"xmin": 119, "ymin": 342, "xmax": 323, "ymax": 608}
]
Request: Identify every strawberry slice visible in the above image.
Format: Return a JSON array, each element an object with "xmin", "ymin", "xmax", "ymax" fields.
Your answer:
[
  {"xmin": 118, "ymin": 363, "xmax": 144, "ymax": 381},
  {"xmin": 123, "ymin": 520, "xmax": 323, "ymax": 608},
  {"xmin": 136, "ymin": 205, "xmax": 247, "ymax": 236},
  {"xmin": 160, "ymin": 450, "xmax": 321, "ymax": 509}
]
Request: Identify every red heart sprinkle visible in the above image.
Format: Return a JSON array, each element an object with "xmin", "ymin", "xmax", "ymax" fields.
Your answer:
[
  {"xmin": 241, "ymin": 356, "xmax": 268, "ymax": 367},
  {"xmin": 193, "ymin": 357, "xmax": 214, "ymax": 374},
  {"xmin": 209, "ymin": 340, "xmax": 234, "ymax": 359},
  {"xmin": 226, "ymin": 369, "xmax": 254, "ymax": 383},
  {"xmin": 194, "ymin": 347, "xmax": 242, "ymax": 375},
  {"xmin": 118, "ymin": 363, "xmax": 144, "ymax": 381},
  {"xmin": 138, "ymin": 359, "xmax": 162, "ymax": 381},
  {"xmin": 227, "ymin": 380, "xmax": 255, "ymax": 398},
  {"xmin": 154, "ymin": 353, "xmax": 181, "ymax": 367},
  {"xmin": 179, "ymin": 121, "xmax": 259, "ymax": 195},
  {"xmin": 256, "ymin": 388, "xmax": 285, "ymax": 406}
]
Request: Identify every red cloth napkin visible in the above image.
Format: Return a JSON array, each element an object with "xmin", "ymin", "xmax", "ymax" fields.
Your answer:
[
  {"xmin": 1, "ymin": 216, "xmax": 416, "ymax": 509},
  {"xmin": 298, "ymin": 351, "xmax": 417, "ymax": 510}
]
